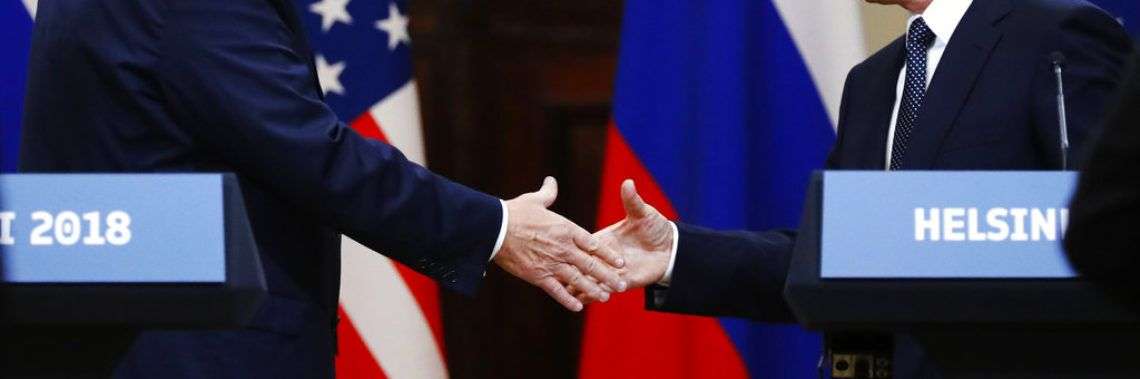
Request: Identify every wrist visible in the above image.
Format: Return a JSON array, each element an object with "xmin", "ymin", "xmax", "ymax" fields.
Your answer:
[
  {"xmin": 651, "ymin": 252, "xmax": 670, "ymax": 284},
  {"xmin": 656, "ymin": 221, "xmax": 679, "ymax": 286},
  {"xmin": 489, "ymin": 199, "xmax": 510, "ymax": 262}
]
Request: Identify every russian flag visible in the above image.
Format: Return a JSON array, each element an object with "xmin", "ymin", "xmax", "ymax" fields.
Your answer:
[{"xmin": 580, "ymin": 0, "xmax": 867, "ymax": 377}]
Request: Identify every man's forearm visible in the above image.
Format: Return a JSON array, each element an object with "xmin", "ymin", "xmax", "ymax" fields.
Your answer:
[{"xmin": 647, "ymin": 223, "xmax": 799, "ymax": 323}]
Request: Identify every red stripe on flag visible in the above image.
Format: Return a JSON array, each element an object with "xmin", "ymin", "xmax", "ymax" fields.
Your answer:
[
  {"xmin": 579, "ymin": 123, "xmax": 749, "ymax": 379},
  {"xmin": 336, "ymin": 307, "xmax": 390, "ymax": 379},
  {"xmin": 349, "ymin": 113, "xmax": 389, "ymax": 143}
]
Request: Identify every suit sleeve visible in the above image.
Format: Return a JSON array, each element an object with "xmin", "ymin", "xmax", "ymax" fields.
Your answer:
[
  {"xmin": 1033, "ymin": 4, "xmax": 1133, "ymax": 168},
  {"xmin": 1064, "ymin": 56, "xmax": 1140, "ymax": 290},
  {"xmin": 645, "ymin": 224, "xmax": 799, "ymax": 322},
  {"xmin": 155, "ymin": 0, "xmax": 500, "ymax": 296}
]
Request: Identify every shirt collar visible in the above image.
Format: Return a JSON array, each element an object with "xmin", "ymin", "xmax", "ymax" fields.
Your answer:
[{"xmin": 907, "ymin": 0, "xmax": 974, "ymax": 44}]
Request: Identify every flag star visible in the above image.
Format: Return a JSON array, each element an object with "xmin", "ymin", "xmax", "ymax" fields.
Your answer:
[
  {"xmin": 375, "ymin": 3, "xmax": 411, "ymax": 50},
  {"xmin": 309, "ymin": 0, "xmax": 352, "ymax": 32},
  {"xmin": 315, "ymin": 55, "xmax": 346, "ymax": 96}
]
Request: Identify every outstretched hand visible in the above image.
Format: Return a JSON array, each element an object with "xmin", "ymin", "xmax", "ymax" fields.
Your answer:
[
  {"xmin": 495, "ymin": 177, "xmax": 628, "ymax": 311},
  {"xmin": 589, "ymin": 180, "xmax": 674, "ymax": 295}
]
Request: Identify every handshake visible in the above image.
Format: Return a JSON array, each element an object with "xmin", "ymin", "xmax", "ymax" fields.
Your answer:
[{"xmin": 494, "ymin": 177, "xmax": 674, "ymax": 311}]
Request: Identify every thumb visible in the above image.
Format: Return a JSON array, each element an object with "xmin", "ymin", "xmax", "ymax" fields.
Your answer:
[
  {"xmin": 532, "ymin": 176, "xmax": 558, "ymax": 208},
  {"xmin": 621, "ymin": 179, "xmax": 652, "ymax": 219}
]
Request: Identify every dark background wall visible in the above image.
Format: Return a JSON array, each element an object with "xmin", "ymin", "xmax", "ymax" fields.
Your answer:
[{"xmin": 407, "ymin": 1, "xmax": 623, "ymax": 378}]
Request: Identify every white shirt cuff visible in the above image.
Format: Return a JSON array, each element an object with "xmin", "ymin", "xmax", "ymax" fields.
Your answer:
[
  {"xmin": 489, "ymin": 199, "xmax": 509, "ymax": 262},
  {"xmin": 656, "ymin": 221, "xmax": 680, "ymax": 286}
]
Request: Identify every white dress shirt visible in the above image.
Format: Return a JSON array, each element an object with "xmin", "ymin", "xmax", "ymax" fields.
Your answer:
[
  {"xmin": 657, "ymin": 1, "xmax": 976, "ymax": 285},
  {"xmin": 884, "ymin": 0, "xmax": 974, "ymax": 169},
  {"xmin": 489, "ymin": 200, "xmax": 509, "ymax": 261}
]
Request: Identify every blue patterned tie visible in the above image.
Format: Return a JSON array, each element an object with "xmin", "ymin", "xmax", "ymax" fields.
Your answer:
[{"xmin": 890, "ymin": 18, "xmax": 937, "ymax": 170}]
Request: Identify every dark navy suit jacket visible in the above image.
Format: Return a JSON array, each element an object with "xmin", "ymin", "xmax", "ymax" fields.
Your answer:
[
  {"xmin": 20, "ymin": 0, "xmax": 501, "ymax": 377},
  {"xmin": 646, "ymin": 0, "xmax": 1131, "ymax": 376}
]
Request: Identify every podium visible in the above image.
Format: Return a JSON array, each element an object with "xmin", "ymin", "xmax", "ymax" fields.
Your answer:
[
  {"xmin": 0, "ymin": 174, "xmax": 267, "ymax": 377},
  {"xmin": 785, "ymin": 172, "xmax": 1140, "ymax": 379}
]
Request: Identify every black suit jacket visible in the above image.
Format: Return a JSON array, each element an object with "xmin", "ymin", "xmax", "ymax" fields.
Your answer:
[
  {"xmin": 20, "ymin": 0, "xmax": 501, "ymax": 376},
  {"xmin": 1064, "ymin": 52, "xmax": 1140, "ymax": 302},
  {"xmin": 648, "ymin": 0, "xmax": 1131, "ymax": 376}
]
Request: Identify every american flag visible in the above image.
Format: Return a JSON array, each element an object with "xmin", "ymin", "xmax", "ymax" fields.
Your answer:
[{"xmin": 296, "ymin": 0, "xmax": 447, "ymax": 378}]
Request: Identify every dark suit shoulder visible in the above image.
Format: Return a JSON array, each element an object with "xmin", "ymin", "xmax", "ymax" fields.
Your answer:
[
  {"xmin": 1007, "ymin": 0, "xmax": 1122, "ymax": 34},
  {"xmin": 990, "ymin": 0, "xmax": 1131, "ymax": 83},
  {"xmin": 1012, "ymin": 0, "xmax": 1112, "ymax": 18},
  {"xmin": 847, "ymin": 36, "xmax": 905, "ymax": 86}
]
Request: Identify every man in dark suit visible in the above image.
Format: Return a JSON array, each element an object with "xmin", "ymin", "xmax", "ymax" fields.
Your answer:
[
  {"xmin": 589, "ymin": 0, "xmax": 1132, "ymax": 377},
  {"xmin": 18, "ymin": 0, "xmax": 628, "ymax": 377},
  {"xmin": 1064, "ymin": 52, "xmax": 1140, "ymax": 302}
]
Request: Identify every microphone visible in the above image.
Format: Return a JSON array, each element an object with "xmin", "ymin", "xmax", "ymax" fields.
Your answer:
[{"xmin": 1051, "ymin": 51, "xmax": 1070, "ymax": 170}]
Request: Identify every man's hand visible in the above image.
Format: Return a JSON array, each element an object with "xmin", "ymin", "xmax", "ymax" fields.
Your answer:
[
  {"xmin": 593, "ymin": 180, "xmax": 674, "ymax": 291},
  {"xmin": 495, "ymin": 177, "xmax": 628, "ymax": 311}
]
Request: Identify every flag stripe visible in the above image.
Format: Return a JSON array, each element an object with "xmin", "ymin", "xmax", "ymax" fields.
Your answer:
[
  {"xmin": 21, "ymin": 0, "xmax": 36, "ymax": 18},
  {"xmin": 339, "ymin": 235, "xmax": 448, "ymax": 379},
  {"xmin": 770, "ymin": 0, "xmax": 866, "ymax": 128},
  {"xmin": 368, "ymin": 81, "xmax": 427, "ymax": 165},
  {"xmin": 349, "ymin": 111, "xmax": 388, "ymax": 142},
  {"xmin": 335, "ymin": 307, "xmax": 392, "ymax": 379},
  {"xmin": 392, "ymin": 262, "xmax": 446, "ymax": 355}
]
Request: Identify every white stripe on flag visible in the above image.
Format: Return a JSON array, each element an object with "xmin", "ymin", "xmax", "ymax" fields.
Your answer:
[
  {"xmin": 23, "ymin": 0, "xmax": 38, "ymax": 19},
  {"xmin": 369, "ymin": 81, "xmax": 427, "ymax": 166},
  {"xmin": 772, "ymin": 0, "xmax": 869, "ymax": 129},
  {"xmin": 340, "ymin": 237, "xmax": 448, "ymax": 379}
]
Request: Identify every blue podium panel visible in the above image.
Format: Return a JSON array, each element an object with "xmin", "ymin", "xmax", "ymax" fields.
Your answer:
[
  {"xmin": 0, "ymin": 174, "xmax": 225, "ymax": 283},
  {"xmin": 784, "ymin": 172, "xmax": 1140, "ymax": 379},
  {"xmin": 0, "ymin": 173, "xmax": 264, "ymax": 327},
  {"xmin": 821, "ymin": 171, "xmax": 1077, "ymax": 279}
]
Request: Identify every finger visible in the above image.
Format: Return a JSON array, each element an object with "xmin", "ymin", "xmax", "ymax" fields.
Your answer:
[
  {"xmin": 565, "ymin": 247, "xmax": 627, "ymax": 292},
  {"xmin": 621, "ymin": 179, "xmax": 652, "ymax": 219},
  {"xmin": 570, "ymin": 282, "xmax": 610, "ymax": 305},
  {"xmin": 577, "ymin": 276, "xmax": 614, "ymax": 293},
  {"xmin": 555, "ymin": 265, "xmax": 609, "ymax": 303},
  {"xmin": 570, "ymin": 284, "xmax": 595, "ymax": 305},
  {"xmin": 538, "ymin": 277, "xmax": 583, "ymax": 312},
  {"xmin": 566, "ymin": 284, "xmax": 588, "ymax": 303},
  {"xmin": 574, "ymin": 275, "xmax": 611, "ymax": 292},
  {"xmin": 533, "ymin": 176, "xmax": 558, "ymax": 208},
  {"xmin": 576, "ymin": 293, "xmax": 591, "ymax": 304},
  {"xmin": 572, "ymin": 226, "xmax": 625, "ymax": 268}
]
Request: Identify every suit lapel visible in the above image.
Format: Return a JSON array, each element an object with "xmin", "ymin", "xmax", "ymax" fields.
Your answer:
[{"xmin": 897, "ymin": 0, "xmax": 1012, "ymax": 169}]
